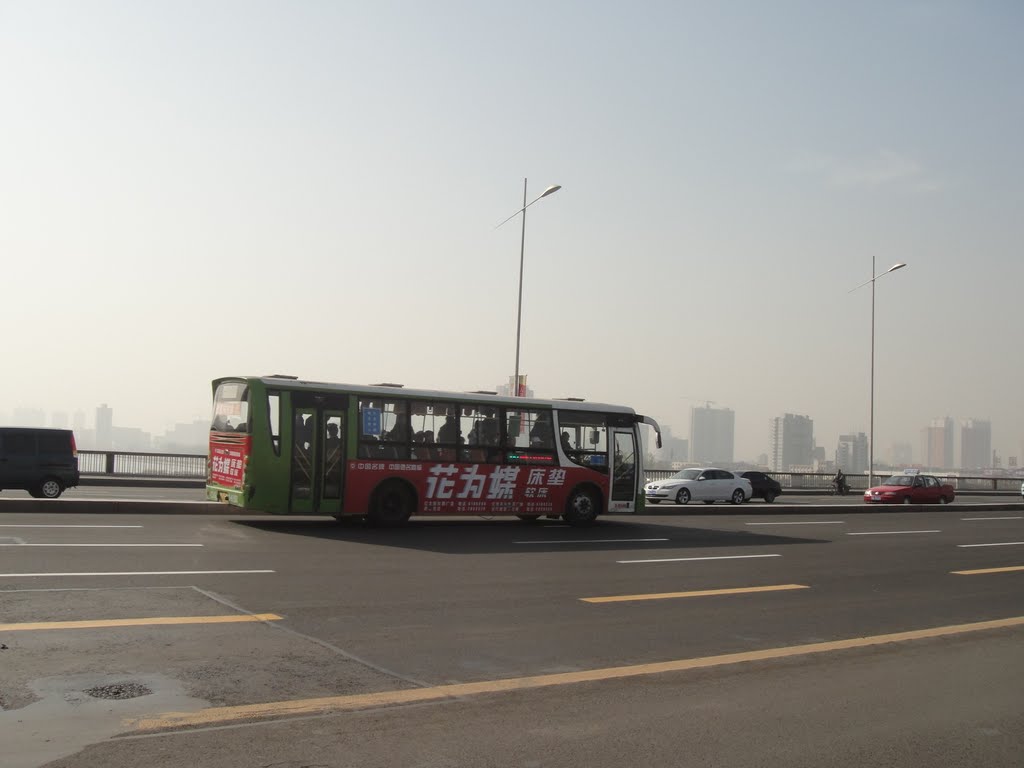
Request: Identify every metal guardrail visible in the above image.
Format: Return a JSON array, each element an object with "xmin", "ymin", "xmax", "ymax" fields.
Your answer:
[
  {"xmin": 78, "ymin": 450, "xmax": 207, "ymax": 480},
  {"xmin": 643, "ymin": 469, "xmax": 1024, "ymax": 493},
  {"xmin": 77, "ymin": 451, "xmax": 1022, "ymax": 492}
]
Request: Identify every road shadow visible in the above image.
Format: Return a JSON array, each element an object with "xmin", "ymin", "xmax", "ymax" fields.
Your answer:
[{"xmin": 233, "ymin": 517, "xmax": 829, "ymax": 555}]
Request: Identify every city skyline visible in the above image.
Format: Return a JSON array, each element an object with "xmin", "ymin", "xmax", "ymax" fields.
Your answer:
[
  {"xmin": 3, "ymin": 4, "xmax": 1021, "ymax": 466},
  {"xmin": 2, "ymin": 400, "xmax": 1016, "ymax": 474}
]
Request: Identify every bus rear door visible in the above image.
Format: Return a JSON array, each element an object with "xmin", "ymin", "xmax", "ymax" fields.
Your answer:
[{"xmin": 289, "ymin": 393, "xmax": 348, "ymax": 515}]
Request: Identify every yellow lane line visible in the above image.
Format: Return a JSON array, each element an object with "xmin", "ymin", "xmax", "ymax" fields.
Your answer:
[
  {"xmin": 581, "ymin": 584, "xmax": 809, "ymax": 603},
  {"xmin": 0, "ymin": 614, "xmax": 282, "ymax": 632},
  {"xmin": 131, "ymin": 614, "xmax": 1024, "ymax": 732},
  {"xmin": 952, "ymin": 566, "xmax": 1024, "ymax": 575}
]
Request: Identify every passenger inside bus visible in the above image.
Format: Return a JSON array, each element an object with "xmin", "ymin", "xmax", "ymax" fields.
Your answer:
[
  {"xmin": 437, "ymin": 415, "xmax": 459, "ymax": 444},
  {"xmin": 530, "ymin": 414, "xmax": 552, "ymax": 446}
]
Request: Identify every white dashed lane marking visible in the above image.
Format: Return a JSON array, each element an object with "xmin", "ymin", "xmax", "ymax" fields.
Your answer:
[
  {"xmin": 618, "ymin": 554, "xmax": 781, "ymax": 564},
  {"xmin": 515, "ymin": 538, "xmax": 669, "ymax": 545},
  {"xmin": 0, "ymin": 524, "xmax": 144, "ymax": 528},
  {"xmin": 957, "ymin": 541, "xmax": 1024, "ymax": 548},
  {"xmin": 0, "ymin": 570, "xmax": 275, "ymax": 578},
  {"xmin": 961, "ymin": 517, "xmax": 1023, "ymax": 521}
]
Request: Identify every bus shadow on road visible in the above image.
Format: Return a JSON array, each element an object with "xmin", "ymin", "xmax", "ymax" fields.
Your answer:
[{"xmin": 233, "ymin": 517, "xmax": 829, "ymax": 554}]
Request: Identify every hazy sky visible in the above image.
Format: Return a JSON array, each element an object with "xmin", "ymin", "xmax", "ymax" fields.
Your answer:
[{"xmin": 2, "ymin": 1, "xmax": 1022, "ymax": 463}]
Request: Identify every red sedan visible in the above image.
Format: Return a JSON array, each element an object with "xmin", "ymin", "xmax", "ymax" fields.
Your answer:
[{"xmin": 863, "ymin": 473, "xmax": 955, "ymax": 504}]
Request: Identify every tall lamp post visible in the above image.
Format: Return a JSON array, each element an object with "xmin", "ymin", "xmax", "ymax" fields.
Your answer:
[
  {"xmin": 849, "ymin": 257, "xmax": 907, "ymax": 487},
  {"xmin": 496, "ymin": 179, "xmax": 561, "ymax": 396}
]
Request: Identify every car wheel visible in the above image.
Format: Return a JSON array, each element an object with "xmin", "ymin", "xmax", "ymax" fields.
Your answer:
[
  {"xmin": 764, "ymin": 492, "xmax": 776, "ymax": 504},
  {"xmin": 38, "ymin": 479, "xmax": 64, "ymax": 499},
  {"xmin": 730, "ymin": 488, "xmax": 746, "ymax": 505},
  {"xmin": 939, "ymin": 496, "xmax": 950, "ymax": 505},
  {"xmin": 675, "ymin": 488, "xmax": 691, "ymax": 505},
  {"xmin": 903, "ymin": 496, "xmax": 912, "ymax": 505}
]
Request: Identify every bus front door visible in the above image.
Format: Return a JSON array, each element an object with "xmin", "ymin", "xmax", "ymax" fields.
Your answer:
[
  {"xmin": 610, "ymin": 429, "xmax": 638, "ymax": 514},
  {"xmin": 289, "ymin": 396, "xmax": 347, "ymax": 515}
]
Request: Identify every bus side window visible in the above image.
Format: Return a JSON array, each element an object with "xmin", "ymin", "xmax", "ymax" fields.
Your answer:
[{"xmin": 268, "ymin": 392, "xmax": 281, "ymax": 455}]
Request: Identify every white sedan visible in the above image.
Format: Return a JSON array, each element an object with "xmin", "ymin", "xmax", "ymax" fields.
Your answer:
[{"xmin": 645, "ymin": 468, "xmax": 752, "ymax": 505}]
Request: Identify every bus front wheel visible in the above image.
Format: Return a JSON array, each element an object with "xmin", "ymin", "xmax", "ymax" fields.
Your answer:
[
  {"xmin": 563, "ymin": 487, "xmax": 599, "ymax": 527},
  {"xmin": 369, "ymin": 481, "xmax": 415, "ymax": 527}
]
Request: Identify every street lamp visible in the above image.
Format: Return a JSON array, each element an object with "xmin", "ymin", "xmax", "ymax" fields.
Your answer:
[
  {"xmin": 848, "ymin": 257, "xmax": 907, "ymax": 487},
  {"xmin": 496, "ymin": 179, "xmax": 561, "ymax": 396}
]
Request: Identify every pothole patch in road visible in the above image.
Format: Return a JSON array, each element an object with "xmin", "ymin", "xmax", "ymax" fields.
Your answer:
[
  {"xmin": 0, "ymin": 673, "xmax": 207, "ymax": 768},
  {"xmin": 84, "ymin": 681, "xmax": 153, "ymax": 700}
]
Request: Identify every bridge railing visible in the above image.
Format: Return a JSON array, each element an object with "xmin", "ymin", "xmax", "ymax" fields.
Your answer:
[
  {"xmin": 77, "ymin": 451, "xmax": 1022, "ymax": 492},
  {"xmin": 642, "ymin": 469, "xmax": 1023, "ymax": 493},
  {"xmin": 78, "ymin": 450, "xmax": 207, "ymax": 479}
]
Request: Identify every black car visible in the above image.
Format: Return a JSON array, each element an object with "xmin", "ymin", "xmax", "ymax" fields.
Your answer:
[
  {"xmin": 0, "ymin": 427, "xmax": 80, "ymax": 498},
  {"xmin": 739, "ymin": 471, "xmax": 782, "ymax": 503}
]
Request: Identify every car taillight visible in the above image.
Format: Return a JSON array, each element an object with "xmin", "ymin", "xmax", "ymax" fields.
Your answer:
[{"xmin": 70, "ymin": 433, "xmax": 78, "ymax": 457}]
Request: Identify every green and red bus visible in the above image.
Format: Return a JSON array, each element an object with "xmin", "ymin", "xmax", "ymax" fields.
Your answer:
[{"xmin": 206, "ymin": 375, "xmax": 662, "ymax": 526}]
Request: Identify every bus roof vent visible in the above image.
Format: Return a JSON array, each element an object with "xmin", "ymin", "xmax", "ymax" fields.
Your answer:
[
  {"xmin": 268, "ymin": 374, "xmax": 299, "ymax": 379},
  {"xmin": 468, "ymin": 390, "xmax": 498, "ymax": 395},
  {"xmin": 372, "ymin": 382, "xmax": 405, "ymax": 388}
]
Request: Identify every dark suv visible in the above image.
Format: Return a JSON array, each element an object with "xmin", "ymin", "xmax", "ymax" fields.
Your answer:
[
  {"xmin": 0, "ymin": 428, "xmax": 80, "ymax": 498},
  {"xmin": 739, "ymin": 471, "xmax": 783, "ymax": 503}
]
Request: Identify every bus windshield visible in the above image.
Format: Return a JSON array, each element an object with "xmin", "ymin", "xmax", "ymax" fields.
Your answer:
[{"xmin": 211, "ymin": 381, "xmax": 250, "ymax": 432}]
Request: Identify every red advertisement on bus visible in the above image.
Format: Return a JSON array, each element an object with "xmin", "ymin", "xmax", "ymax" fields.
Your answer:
[
  {"xmin": 209, "ymin": 435, "xmax": 250, "ymax": 490},
  {"xmin": 344, "ymin": 460, "xmax": 606, "ymax": 517}
]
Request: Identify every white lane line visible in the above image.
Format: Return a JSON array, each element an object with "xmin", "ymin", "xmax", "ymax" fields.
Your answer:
[
  {"xmin": 0, "ymin": 524, "xmax": 144, "ymax": 528},
  {"xmin": 0, "ymin": 543, "xmax": 202, "ymax": 548},
  {"xmin": 957, "ymin": 541, "xmax": 1024, "ymax": 548},
  {"xmin": 0, "ymin": 570, "xmax": 275, "ymax": 578},
  {"xmin": 515, "ymin": 538, "xmax": 669, "ymax": 545},
  {"xmin": 746, "ymin": 521, "xmax": 845, "ymax": 526},
  {"xmin": 618, "ymin": 554, "xmax": 781, "ymax": 564},
  {"xmin": 846, "ymin": 531, "xmax": 940, "ymax": 536},
  {"xmin": 961, "ymin": 517, "xmax": 1023, "ymax": 521}
]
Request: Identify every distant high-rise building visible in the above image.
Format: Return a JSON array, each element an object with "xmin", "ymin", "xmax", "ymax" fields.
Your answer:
[
  {"xmin": 495, "ymin": 377, "xmax": 534, "ymax": 398},
  {"xmin": 51, "ymin": 411, "xmax": 69, "ymax": 429},
  {"xmin": 654, "ymin": 426, "xmax": 688, "ymax": 466},
  {"xmin": 960, "ymin": 418, "xmax": 992, "ymax": 470},
  {"xmin": 922, "ymin": 417, "xmax": 954, "ymax": 470},
  {"xmin": 890, "ymin": 442, "xmax": 913, "ymax": 466},
  {"xmin": 690, "ymin": 405, "xmax": 734, "ymax": 464},
  {"xmin": 73, "ymin": 411, "xmax": 87, "ymax": 434},
  {"xmin": 13, "ymin": 408, "xmax": 45, "ymax": 427},
  {"xmin": 836, "ymin": 433, "xmax": 869, "ymax": 475},
  {"xmin": 769, "ymin": 413, "xmax": 814, "ymax": 471},
  {"xmin": 96, "ymin": 404, "xmax": 114, "ymax": 450}
]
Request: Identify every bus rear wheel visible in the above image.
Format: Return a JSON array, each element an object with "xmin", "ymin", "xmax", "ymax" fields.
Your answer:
[
  {"xmin": 369, "ymin": 481, "xmax": 415, "ymax": 527},
  {"xmin": 563, "ymin": 487, "xmax": 599, "ymax": 527}
]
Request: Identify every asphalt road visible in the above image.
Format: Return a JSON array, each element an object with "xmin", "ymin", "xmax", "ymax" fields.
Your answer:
[
  {"xmin": 1, "ymin": 505, "xmax": 1022, "ymax": 767},
  {"xmin": 7, "ymin": 482, "xmax": 1024, "ymax": 505}
]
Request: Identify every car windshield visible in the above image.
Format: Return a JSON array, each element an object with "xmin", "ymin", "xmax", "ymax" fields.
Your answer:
[
  {"xmin": 671, "ymin": 469, "xmax": 701, "ymax": 481},
  {"xmin": 881, "ymin": 476, "xmax": 914, "ymax": 487}
]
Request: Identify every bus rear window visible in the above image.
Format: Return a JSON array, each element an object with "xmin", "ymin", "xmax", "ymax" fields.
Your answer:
[{"xmin": 212, "ymin": 382, "xmax": 250, "ymax": 432}]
